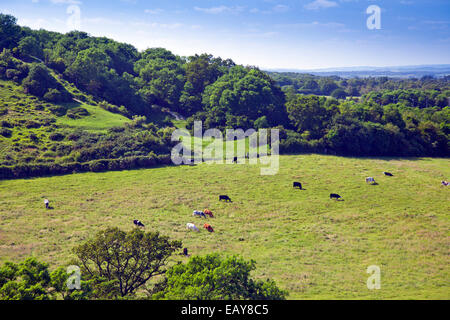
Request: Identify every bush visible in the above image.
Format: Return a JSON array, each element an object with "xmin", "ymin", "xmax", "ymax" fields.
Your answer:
[
  {"xmin": 66, "ymin": 107, "xmax": 89, "ymax": 119},
  {"xmin": 49, "ymin": 132, "xmax": 65, "ymax": 141},
  {"xmin": 25, "ymin": 120, "xmax": 41, "ymax": 129},
  {"xmin": 43, "ymin": 88, "xmax": 71, "ymax": 103},
  {"xmin": 0, "ymin": 128, "xmax": 12, "ymax": 138},
  {"xmin": 48, "ymin": 105, "xmax": 67, "ymax": 116}
]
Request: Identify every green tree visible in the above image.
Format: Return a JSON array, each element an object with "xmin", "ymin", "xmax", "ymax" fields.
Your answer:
[
  {"xmin": 0, "ymin": 14, "xmax": 21, "ymax": 50},
  {"xmin": 202, "ymin": 66, "xmax": 287, "ymax": 128},
  {"xmin": 331, "ymin": 88, "xmax": 347, "ymax": 100},
  {"xmin": 18, "ymin": 36, "xmax": 44, "ymax": 60},
  {"xmin": 73, "ymin": 227, "xmax": 182, "ymax": 297},
  {"xmin": 22, "ymin": 63, "xmax": 58, "ymax": 97},
  {"xmin": 287, "ymin": 95, "xmax": 336, "ymax": 138},
  {"xmin": 0, "ymin": 258, "xmax": 50, "ymax": 300},
  {"xmin": 152, "ymin": 254, "xmax": 287, "ymax": 300},
  {"xmin": 135, "ymin": 48, "xmax": 185, "ymax": 109}
]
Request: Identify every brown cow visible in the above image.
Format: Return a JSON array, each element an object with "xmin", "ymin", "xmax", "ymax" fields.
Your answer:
[
  {"xmin": 204, "ymin": 224, "xmax": 214, "ymax": 233},
  {"xmin": 203, "ymin": 209, "xmax": 214, "ymax": 218}
]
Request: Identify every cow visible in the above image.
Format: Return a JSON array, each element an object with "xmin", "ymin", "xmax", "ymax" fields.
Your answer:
[
  {"xmin": 219, "ymin": 195, "xmax": 232, "ymax": 202},
  {"xmin": 186, "ymin": 223, "xmax": 199, "ymax": 232},
  {"xmin": 384, "ymin": 172, "xmax": 394, "ymax": 177},
  {"xmin": 233, "ymin": 157, "xmax": 238, "ymax": 163},
  {"xmin": 203, "ymin": 209, "xmax": 214, "ymax": 218},
  {"xmin": 44, "ymin": 199, "xmax": 49, "ymax": 209},
  {"xmin": 293, "ymin": 182, "xmax": 302, "ymax": 190},
  {"xmin": 183, "ymin": 248, "xmax": 189, "ymax": 256},
  {"xmin": 193, "ymin": 210, "xmax": 206, "ymax": 218},
  {"xmin": 442, "ymin": 181, "xmax": 449, "ymax": 186},
  {"xmin": 133, "ymin": 220, "xmax": 145, "ymax": 227},
  {"xmin": 366, "ymin": 177, "xmax": 376, "ymax": 184},
  {"xmin": 330, "ymin": 193, "xmax": 342, "ymax": 200},
  {"xmin": 204, "ymin": 224, "xmax": 214, "ymax": 233}
]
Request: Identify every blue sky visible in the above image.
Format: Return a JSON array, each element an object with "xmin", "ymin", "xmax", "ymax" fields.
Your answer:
[{"xmin": 1, "ymin": 0, "xmax": 449, "ymax": 69}]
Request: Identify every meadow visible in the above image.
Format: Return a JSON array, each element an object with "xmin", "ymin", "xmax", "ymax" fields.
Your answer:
[{"xmin": 0, "ymin": 154, "xmax": 448, "ymax": 299}]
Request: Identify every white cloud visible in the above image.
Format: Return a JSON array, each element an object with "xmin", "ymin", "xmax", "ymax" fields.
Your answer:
[
  {"xmin": 84, "ymin": 17, "xmax": 123, "ymax": 26},
  {"xmin": 273, "ymin": 5, "xmax": 289, "ymax": 13},
  {"xmin": 131, "ymin": 21, "xmax": 183, "ymax": 30},
  {"xmin": 145, "ymin": 8, "xmax": 164, "ymax": 15},
  {"xmin": 250, "ymin": 5, "xmax": 289, "ymax": 14},
  {"xmin": 50, "ymin": 0, "xmax": 82, "ymax": 4},
  {"xmin": 304, "ymin": 0, "xmax": 338, "ymax": 10},
  {"xmin": 194, "ymin": 6, "xmax": 245, "ymax": 15}
]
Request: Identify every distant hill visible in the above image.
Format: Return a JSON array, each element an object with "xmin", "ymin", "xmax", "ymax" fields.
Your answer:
[{"xmin": 266, "ymin": 64, "xmax": 450, "ymax": 78}]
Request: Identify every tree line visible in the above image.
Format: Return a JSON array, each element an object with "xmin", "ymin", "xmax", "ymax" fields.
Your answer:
[{"xmin": 1, "ymin": 13, "xmax": 449, "ymax": 167}]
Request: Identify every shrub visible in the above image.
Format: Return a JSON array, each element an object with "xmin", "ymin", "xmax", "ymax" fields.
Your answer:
[
  {"xmin": 0, "ymin": 128, "xmax": 12, "ymax": 138},
  {"xmin": 49, "ymin": 132, "xmax": 65, "ymax": 141},
  {"xmin": 66, "ymin": 107, "xmax": 89, "ymax": 119}
]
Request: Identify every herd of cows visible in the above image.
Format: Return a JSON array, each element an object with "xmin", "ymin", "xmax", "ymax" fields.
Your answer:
[
  {"xmin": 38, "ymin": 165, "xmax": 446, "ymax": 259},
  {"xmin": 130, "ymin": 171, "xmax": 404, "ymax": 238}
]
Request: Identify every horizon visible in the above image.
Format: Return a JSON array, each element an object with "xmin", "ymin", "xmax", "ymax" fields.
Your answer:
[{"xmin": 1, "ymin": 0, "xmax": 450, "ymax": 70}]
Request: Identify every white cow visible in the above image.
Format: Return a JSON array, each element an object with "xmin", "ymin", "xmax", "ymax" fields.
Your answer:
[
  {"xmin": 186, "ymin": 223, "xmax": 199, "ymax": 232},
  {"xmin": 193, "ymin": 210, "xmax": 206, "ymax": 218},
  {"xmin": 366, "ymin": 177, "xmax": 375, "ymax": 184}
]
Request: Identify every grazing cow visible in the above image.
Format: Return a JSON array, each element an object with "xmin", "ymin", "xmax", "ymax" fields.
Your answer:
[
  {"xmin": 366, "ymin": 177, "xmax": 375, "ymax": 184},
  {"xmin": 330, "ymin": 193, "xmax": 342, "ymax": 200},
  {"xmin": 384, "ymin": 172, "xmax": 394, "ymax": 177},
  {"xmin": 442, "ymin": 181, "xmax": 449, "ymax": 186},
  {"xmin": 219, "ymin": 195, "xmax": 232, "ymax": 202},
  {"xmin": 186, "ymin": 223, "xmax": 199, "ymax": 232},
  {"xmin": 204, "ymin": 224, "xmax": 214, "ymax": 233},
  {"xmin": 193, "ymin": 210, "xmax": 206, "ymax": 218},
  {"xmin": 203, "ymin": 209, "xmax": 214, "ymax": 218},
  {"xmin": 233, "ymin": 156, "xmax": 238, "ymax": 163},
  {"xmin": 44, "ymin": 199, "xmax": 49, "ymax": 209},
  {"xmin": 183, "ymin": 248, "xmax": 189, "ymax": 256},
  {"xmin": 293, "ymin": 182, "xmax": 302, "ymax": 189},
  {"xmin": 133, "ymin": 220, "xmax": 145, "ymax": 227}
]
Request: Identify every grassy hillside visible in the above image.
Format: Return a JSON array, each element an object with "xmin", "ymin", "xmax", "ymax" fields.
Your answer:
[
  {"xmin": 56, "ymin": 101, "xmax": 130, "ymax": 132},
  {"xmin": 0, "ymin": 154, "xmax": 448, "ymax": 299}
]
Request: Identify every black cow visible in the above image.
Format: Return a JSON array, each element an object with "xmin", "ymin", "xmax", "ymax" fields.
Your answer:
[
  {"xmin": 133, "ymin": 220, "xmax": 145, "ymax": 227},
  {"xmin": 183, "ymin": 248, "xmax": 189, "ymax": 256},
  {"xmin": 384, "ymin": 172, "xmax": 393, "ymax": 176},
  {"xmin": 219, "ymin": 195, "xmax": 232, "ymax": 202},
  {"xmin": 233, "ymin": 157, "xmax": 238, "ymax": 163},
  {"xmin": 330, "ymin": 193, "xmax": 342, "ymax": 200},
  {"xmin": 293, "ymin": 182, "xmax": 302, "ymax": 190}
]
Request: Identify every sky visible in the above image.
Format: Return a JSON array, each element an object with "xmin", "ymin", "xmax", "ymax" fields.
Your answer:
[{"xmin": 1, "ymin": 0, "xmax": 450, "ymax": 70}]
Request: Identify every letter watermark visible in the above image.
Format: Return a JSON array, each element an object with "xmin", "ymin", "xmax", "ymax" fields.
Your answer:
[
  {"xmin": 171, "ymin": 121, "xmax": 280, "ymax": 175},
  {"xmin": 366, "ymin": 5, "xmax": 381, "ymax": 30},
  {"xmin": 66, "ymin": 265, "xmax": 81, "ymax": 290},
  {"xmin": 67, "ymin": 4, "xmax": 82, "ymax": 30},
  {"xmin": 366, "ymin": 265, "xmax": 381, "ymax": 290}
]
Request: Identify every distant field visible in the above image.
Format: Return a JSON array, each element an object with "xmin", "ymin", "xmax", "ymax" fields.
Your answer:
[{"xmin": 0, "ymin": 155, "xmax": 449, "ymax": 299}]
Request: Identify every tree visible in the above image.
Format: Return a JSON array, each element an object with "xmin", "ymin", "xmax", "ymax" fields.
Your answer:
[
  {"xmin": 135, "ymin": 49, "xmax": 185, "ymax": 109},
  {"xmin": 0, "ymin": 14, "xmax": 21, "ymax": 50},
  {"xmin": 202, "ymin": 66, "xmax": 287, "ymax": 128},
  {"xmin": 22, "ymin": 63, "xmax": 58, "ymax": 97},
  {"xmin": 73, "ymin": 227, "xmax": 182, "ymax": 297},
  {"xmin": 331, "ymin": 88, "xmax": 347, "ymax": 100},
  {"xmin": 287, "ymin": 95, "xmax": 336, "ymax": 138},
  {"xmin": 0, "ymin": 258, "xmax": 50, "ymax": 300},
  {"xmin": 18, "ymin": 36, "xmax": 44, "ymax": 60},
  {"xmin": 179, "ymin": 54, "xmax": 234, "ymax": 116},
  {"xmin": 152, "ymin": 254, "xmax": 287, "ymax": 300}
]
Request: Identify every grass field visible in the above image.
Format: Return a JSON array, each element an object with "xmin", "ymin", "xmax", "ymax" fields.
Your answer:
[{"xmin": 0, "ymin": 154, "xmax": 449, "ymax": 299}]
